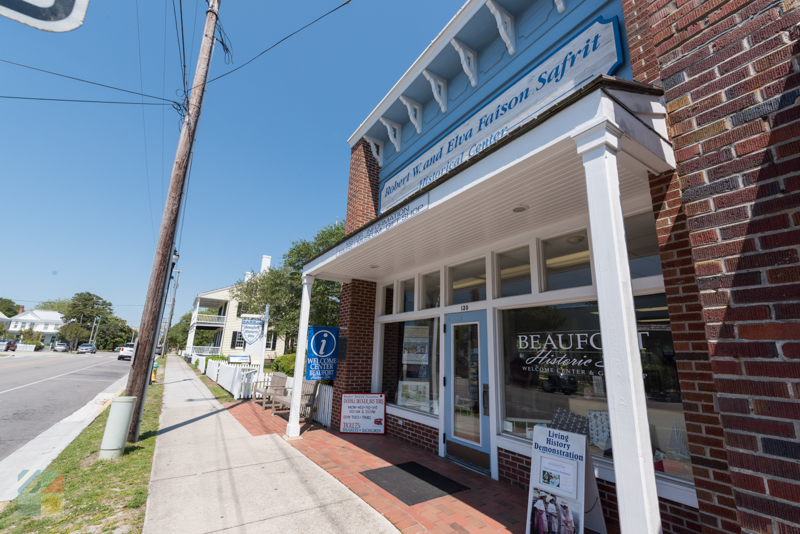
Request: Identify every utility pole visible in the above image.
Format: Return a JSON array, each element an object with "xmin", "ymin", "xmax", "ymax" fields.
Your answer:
[
  {"xmin": 126, "ymin": 0, "xmax": 220, "ymax": 443},
  {"xmin": 161, "ymin": 270, "xmax": 181, "ymax": 357}
]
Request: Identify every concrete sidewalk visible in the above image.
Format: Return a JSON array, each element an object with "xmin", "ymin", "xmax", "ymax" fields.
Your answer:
[{"xmin": 143, "ymin": 355, "xmax": 397, "ymax": 534}]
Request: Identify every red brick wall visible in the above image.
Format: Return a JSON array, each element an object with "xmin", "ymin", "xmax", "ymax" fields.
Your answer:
[
  {"xmin": 331, "ymin": 279, "xmax": 377, "ymax": 430},
  {"xmin": 623, "ymin": 1, "xmax": 800, "ymax": 533},
  {"xmin": 345, "ymin": 138, "xmax": 381, "ymax": 236},
  {"xmin": 385, "ymin": 413, "xmax": 438, "ymax": 455}
]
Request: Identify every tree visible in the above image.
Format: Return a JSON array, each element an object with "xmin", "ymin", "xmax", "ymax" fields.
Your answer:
[
  {"xmin": 166, "ymin": 312, "xmax": 192, "ymax": 350},
  {"xmin": 63, "ymin": 292, "xmax": 113, "ymax": 326},
  {"xmin": 59, "ymin": 323, "xmax": 89, "ymax": 350},
  {"xmin": 95, "ymin": 316, "xmax": 134, "ymax": 351},
  {"xmin": 35, "ymin": 298, "xmax": 71, "ymax": 315},
  {"xmin": 0, "ymin": 322, "xmax": 10, "ymax": 339},
  {"xmin": 230, "ymin": 221, "xmax": 345, "ymax": 344},
  {"xmin": 0, "ymin": 298, "xmax": 20, "ymax": 318}
]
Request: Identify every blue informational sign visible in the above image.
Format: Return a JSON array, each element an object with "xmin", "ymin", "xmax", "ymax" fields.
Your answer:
[{"xmin": 305, "ymin": 326, "xmax": 339, "ymax": 380}]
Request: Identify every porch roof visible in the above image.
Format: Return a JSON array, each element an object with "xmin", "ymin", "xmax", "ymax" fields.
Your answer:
[{"xmin": 306, "ymin": 78, "xmax": 673, "ymax": 284}]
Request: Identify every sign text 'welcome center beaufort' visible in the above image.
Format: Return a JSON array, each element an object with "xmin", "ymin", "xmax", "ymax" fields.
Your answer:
[
  {"xmin": 305, "ymin": 326, "xmax": 340, "ymax": 381},
  {"xmin": 526, "ymin": 426, "xmax": 606, "ymax": 534},
  {"xmin": 380, "ymin": 17, "xmax": 623, "ymax": 213}
]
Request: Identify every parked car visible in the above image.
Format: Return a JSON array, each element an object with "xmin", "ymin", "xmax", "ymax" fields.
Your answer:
[
  {"xmin": 0, "ymin": 340, "xmax": 17, "ymax": 351},
  {"xmin": 118, "ymin": 343, "xmax": 135, "ymax": 361},
  {"xmin": 53, "ymin": 342, "xmax": 69, "ymax": 352},
  {"xmin": 77, "ymin": 343, "xmax": 97, "ymax": 354}
]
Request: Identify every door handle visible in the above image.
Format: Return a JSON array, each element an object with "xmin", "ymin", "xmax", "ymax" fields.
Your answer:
[{"xmin": 482, "ymin": 384, "xmax": 489, "ymax": 416}]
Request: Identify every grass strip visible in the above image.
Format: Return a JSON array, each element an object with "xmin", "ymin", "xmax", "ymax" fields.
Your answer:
[
  {"xmin": 0, "ymin": 371, "xmax": 165, "ymax": 533},
  {"xmin": 191, "ymin": 365, "xmax": 236, "ymax": 404}
]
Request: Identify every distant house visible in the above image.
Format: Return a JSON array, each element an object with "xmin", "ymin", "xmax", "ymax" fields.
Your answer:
[
  {"xmin": 0, "ymin": 312, "xmax": 9, "ymax": 327},
  {"xmin": 185, "ymin": 255, "xmax": 286, "ymax": 365},
  {"xmin": 8, "ymin": 310, "xmax": 65, "ymax": 344}
]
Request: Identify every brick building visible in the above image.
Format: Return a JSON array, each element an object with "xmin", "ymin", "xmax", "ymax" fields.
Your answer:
[{"xmin": 292, "ymin": 1, "xmax": 800, "ymax": 532}]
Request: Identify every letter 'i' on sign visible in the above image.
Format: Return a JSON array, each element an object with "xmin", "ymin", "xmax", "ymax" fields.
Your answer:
[
  {"xmin": 306, "ymin": 326, "xmax": 340, "ymax": 381},
  {"xmin": 0, "ymin": 0, "xmax": 90, "ymax": 32}
]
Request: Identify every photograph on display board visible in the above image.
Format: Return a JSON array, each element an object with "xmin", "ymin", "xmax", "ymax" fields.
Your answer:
[
  {"xmin": 381, "ymin": 319, "xmax": 440, "ymax": 416},
  {"xmin": 528, "ymin": 489, "xmax": 581, "ymax": 534},
  {"xmin": 402, "ymin": 325, "xmax": 431, "ymax": 365}
]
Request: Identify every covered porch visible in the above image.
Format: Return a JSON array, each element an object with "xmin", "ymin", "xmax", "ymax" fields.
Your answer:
[{"xmin": 186, "ymin": 295, "xmax": 229, "ymax": 355}]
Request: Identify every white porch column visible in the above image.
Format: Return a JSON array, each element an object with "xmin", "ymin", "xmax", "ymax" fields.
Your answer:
[
  {"xmin": 286, "ymin": 275, "xmax": 314, "ymax": 438},
  {"xmin": 573, "ymin": 121, "xmax": 661, "ymax": 533}
]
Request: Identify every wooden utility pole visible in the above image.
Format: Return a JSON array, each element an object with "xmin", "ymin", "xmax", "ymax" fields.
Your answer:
[
  {"xmin": 126, "ymin": 0, "xmax": 220, "ymax": 442},
  {"xmin": 161, "ymin": 270, "xmax": 181, "ymax": 357}
]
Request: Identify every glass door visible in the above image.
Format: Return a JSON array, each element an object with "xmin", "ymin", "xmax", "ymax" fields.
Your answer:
[{"xmin": 444, "ymin": 310, "xmax": 490, "ymax": 473}]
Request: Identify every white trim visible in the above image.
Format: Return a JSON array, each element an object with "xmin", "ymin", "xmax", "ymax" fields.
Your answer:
[
  {"xmin": 387, "ymin": 404, "xmax": 441, "ymax": 427},
  {"xmin": 379, "ymin": 117, "xmax": 403, "ymax": 153},
  {"xmin": 450, "ymin": 38, "xmax": 478, "ymax": 88},
  {"xmin": 363, "ymin": 136, "xmax": 384, "ymax": 167},
  {"xmin": 422, "ymin": 69, "xmax": 448, "ymax": 114},
  {"xmin": 485, "ymin": 0, "xmax": 515, "ymax": 55},
  {"xmin": 399, "ymin": 95, "xmax": 423, "ymax": 135}
]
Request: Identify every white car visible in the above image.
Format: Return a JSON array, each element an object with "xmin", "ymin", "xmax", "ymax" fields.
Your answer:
[
  {"xmin": 118, "ymin": 343, "xmax": 135, "ymax": 361},
  {"xmin": 53, "ymin": 342, "xmax": 69, "ymax": 352},
  {"xmin": 77, "ymin": 343, "xmax": 97, "ymax": 354}
]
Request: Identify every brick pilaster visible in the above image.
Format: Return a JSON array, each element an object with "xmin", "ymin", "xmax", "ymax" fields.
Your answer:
[{"xmin": 345, "ymin": 138, "xmax": 381, "ymax": 236}]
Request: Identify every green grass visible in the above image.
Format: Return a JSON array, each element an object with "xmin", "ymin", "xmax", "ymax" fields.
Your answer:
[
  {"xmin": 191, "ymin": 366, "xmax": 236, "ymax": 404},
  {"xmin": 0, "ymin": 375, "xmax": 165, "ymax": 533}
]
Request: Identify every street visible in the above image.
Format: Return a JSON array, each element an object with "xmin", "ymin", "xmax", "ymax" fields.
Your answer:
[{"xmin": 0, "ymin": 352, "xmax": 130, "ymax": 462}]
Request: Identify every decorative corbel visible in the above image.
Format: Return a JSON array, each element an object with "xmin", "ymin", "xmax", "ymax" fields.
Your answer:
[
  {"xmin": 422, "ymin": 69, "xmax": 447, "ymax": 114},
  {"xmin": 485, "ymin": 0, "xmax": 515, "ymax": 56},
  {"xmin": 554, "ymin": 0, "xmax": 565, "ymax": 14},
  {"xmin": 379, "ymin": 117, "xmax": 402, "ymax": 153},
  {"xmin": 363, "ymin": 135, "xmax": 383, "ymax": 166},
  {"xmin": 450, "ymin": 38, "xmax": 478, "ymax": 88},
  {"xmin": 399, "ymin": 95, "xmax": 423, "ymax": 135}
]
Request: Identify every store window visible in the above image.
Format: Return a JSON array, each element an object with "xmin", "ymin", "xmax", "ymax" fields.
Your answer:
[
  {"xmin": 382, "ymin": 284, "xmax": 394, "ymax": 316},
  {"xmin": 496, "ymin": 246, "xmax": 532, "ymax": 298},
  {"xmin": 422, "ymin": 271, "xmax": 441, "ymax": 309},
  {"xmin": 449, "ymin": 258, "xmax": 486, "ymax": 305},
  {"xmin": 625, "ymin": 212, "xmax": 662, "ymax": 279},
  {"xmin": 401, "ymin": 278, "xmax": 415, "ymax": 313},
  {"xmin": 500, "ymin": 294, "xmax": 692, "ymax": 481},
  {"xmin": 541, "ymin": 230, "xmax": 591, "ymax": 291},
  {"xmin": 381, "ymin": 318, "xmax": 440, "ymax": 416}
]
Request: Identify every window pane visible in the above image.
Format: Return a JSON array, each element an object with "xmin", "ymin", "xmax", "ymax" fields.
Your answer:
[
  {"xmin": 423, "ymin": 271, "xmax": 440, "ymax": 309},
  {"xmin": 500, "ymin": 294, "xmax": 692, "ymax": 481},
  {"xmin": 497, "ymin": 246, "xmax": 531, "ymax": 298},
  {"xmin": 450, "ymin": 259, "xmax": 486, "ymax": 305},
  {"xmin": 401, "ymin": 279, "xmax": 415, "ymax": 313},
  {"xmin": 382, "ymin": 284, "xmax": 394, "ymax": 316},
  {"xmin": 625, "ymin": 212, "xmax": 662, "ymax": 279},
  {"xmin": 453, "ymin": 323, "xmax": 480, "ymax": 443},
  {"xmin": 542, "ymin": 230, "xmax": 591, "ymax": 291},
  {"xmin": 381, "ymin": 318, "xmax": 440, "ymax": 416}
]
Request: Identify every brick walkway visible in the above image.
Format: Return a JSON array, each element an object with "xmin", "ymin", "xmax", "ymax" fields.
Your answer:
[{"xmin": 225, "ymin": 400, "xmax": 529, "ymax": 534}]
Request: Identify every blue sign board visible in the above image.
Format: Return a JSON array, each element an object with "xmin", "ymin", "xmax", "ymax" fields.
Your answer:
[{"xmin": 306, "ymin": 326, "xmax": 339, "ymax": 380}]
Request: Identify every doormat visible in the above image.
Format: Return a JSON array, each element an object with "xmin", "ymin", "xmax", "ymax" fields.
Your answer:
[{"xmin": 361, "ymin": 461, "xmax": 470, "ymax": 506}]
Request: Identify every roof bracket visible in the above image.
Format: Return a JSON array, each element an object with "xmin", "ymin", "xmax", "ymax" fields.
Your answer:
[
  {"xmin": 379, "ymin": 117, "xmax": 402, "ymax": 153},
  {"xmin": 363, "ymin": 135, "xmax": 383, "ymax": 166},
  {"xmin": 554, "ymin": 0, "xmax": 566, "ymax": 14},
  {"xmin": 422, "ymin": 69, "xmax": 448, "ymax": 114},
  {"xmin": 399, "ymin": 95, "xmax": 423, "ymax": 134},
  {"xmin": 450, "ymin": 38, "xmax": 478, "ymax": 88},
  {"xmin": 486, "ymin": 0, "xmax": 515, "ymax": 56}
]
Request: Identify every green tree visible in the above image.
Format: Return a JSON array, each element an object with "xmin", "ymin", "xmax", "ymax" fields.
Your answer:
[
  {"xmin": 59, "ymin": 323, "xmax": 89, "ymax": 350},
  {"xmin": 95, "ymin": 316, "xmax": 134, "ymax": 351},
  {"xmin": 0, "ymin": 322, "xmax": 10, "ymax": 339},
  {"xmin": 19, "ymin": 327, "xmax": 38, "ymax": 343},
  {"xmin": 166, "ymin": 312, "xmax": 192, "ymax": 350},
  {"xmin": 35, "ymin": 298, "xmax": 71, "ymax": 315},
  {"xmin": 230, "ymin": 221, "xmax": 345, "ymax": 344},
  {"xmin": 0, "ymin": 298, "xmax": 20, "ymax": 318},
  {"xmin": 63, "ymin": 292, "xmax": 113, "ymax": 326}
]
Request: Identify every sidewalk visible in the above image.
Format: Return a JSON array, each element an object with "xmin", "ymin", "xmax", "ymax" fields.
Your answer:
[{"xmin": 143, "ymin": 355, "xmax": 396, "ymax": 534}]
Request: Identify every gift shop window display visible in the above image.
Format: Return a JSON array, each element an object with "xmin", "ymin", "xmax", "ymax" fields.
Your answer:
[{"xmin": 501, "ymin": 293, "xmax": 692, "ymax": 481}]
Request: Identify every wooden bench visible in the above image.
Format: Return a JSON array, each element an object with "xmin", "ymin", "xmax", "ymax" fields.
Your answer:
[
  {"xmin": 271, "ymin": 380, "xmax": 320, "ymax": 421},
  {"xmin": 253, "ymin": 372, "xmax": 287, "ymax": 411}
]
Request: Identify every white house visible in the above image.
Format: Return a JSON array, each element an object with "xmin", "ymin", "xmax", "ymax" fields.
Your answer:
[
  {"xmin": 185, "ymin": 255, "xmax": 286, "ymax": 364},
  {"xmin": 8, "ymin": 310, "xmax": 65, "ymax": 344}
]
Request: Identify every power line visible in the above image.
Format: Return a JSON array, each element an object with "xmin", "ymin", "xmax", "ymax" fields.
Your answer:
[
  {"xmin": 188, "ymin": 0, "xmax": 200, "ymax": 78},
  {"xmin": 178, "ymin": 0, "xmax": 188, "ymax": 92},
  {"xmin": 171, "ymin": 0, "xmax": 188, "ymax": 98},
  {"xmin": 0, "ymin": 95, "xmax": 172, "ymax": 105},
  {"xmin": 134, "ymin": 0, "xmax": 158, "ymax": 247},
  {"xmin": 0, "ymin": 58, "xmax": 178, "ymax": 104},
  {"xmin": 162, "ymin": 0, "xmax": 170, "ymax": 210}
]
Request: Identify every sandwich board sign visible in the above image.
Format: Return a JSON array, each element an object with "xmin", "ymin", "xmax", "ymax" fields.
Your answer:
[
  {"xmin": 0, "ymin": 0, "xmax": 90, "ymax": 32},
  {"xmin": 526, "ymin": 426, "xmax": 606, "ymax": 534},
  {"xmin": 339, "ymin": 393, "xmax": 385, "ymax": 434}
]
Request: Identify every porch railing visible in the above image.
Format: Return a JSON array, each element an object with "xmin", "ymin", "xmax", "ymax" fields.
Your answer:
[
  {"xmin": 190, "ymin": 346, "xmax": 221, "ymax": 356},
  {"xmin": 195, "ymin": 314, "xmax": 226, "ymax": 325}
]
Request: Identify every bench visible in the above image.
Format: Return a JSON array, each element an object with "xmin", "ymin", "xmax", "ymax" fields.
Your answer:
[
  {"xmin": 271, "ymin": 380, "xmax": 320, "ymax": 421},
  {"xmin": 253, "ymin": 372, "xmax": 288, "ymax": 411}
]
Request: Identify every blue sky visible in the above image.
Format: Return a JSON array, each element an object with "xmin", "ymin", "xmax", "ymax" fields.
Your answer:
[{"xmin": 0, "ymin": 0, "xmax": 466, "ymax": 327}]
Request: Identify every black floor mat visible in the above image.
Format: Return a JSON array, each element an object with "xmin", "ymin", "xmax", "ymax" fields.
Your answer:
[{"xmin": 361, "ymin": 461, "xmax": 470, "ymax": 506}]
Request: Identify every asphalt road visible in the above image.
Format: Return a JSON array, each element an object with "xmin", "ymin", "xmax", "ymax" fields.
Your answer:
[{"xmin": 0, "ymin": 351, "xmax": 131, "ymax": 462}]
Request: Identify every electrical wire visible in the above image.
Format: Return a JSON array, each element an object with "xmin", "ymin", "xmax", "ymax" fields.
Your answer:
[
  {"xmin": 171, "ymin": 0, "xmax": 188, "ymax": 99},
  {"xmin": 178, "ymin": 0, "xmax": 188, "ymax": 92},
  {"xmin": 188, "ymin": 0, "xmax": 200, "ymax": 79},
  {"xmin": 0, "ymin": 95, "xmax": 172, "ymax": 104},
  {"xmin": 134, "ymin": 0, "xmax": 158, "ymax": 247},
  {"xmin": 162, "ymin": 0, "xmax": 170, "ymax": 209},
  {"xmin": 0, "ymin": 58, "xmax": 179, "ymax": 104}
]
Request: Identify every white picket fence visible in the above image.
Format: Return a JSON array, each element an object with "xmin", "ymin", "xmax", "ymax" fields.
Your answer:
[
  {"xmin": 190, "ymin": 354, "xmax": 207, "ymax": 374},
  {"xmin": 199, "ymin": 361, "xmax": 333, "ymax": 427}
]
